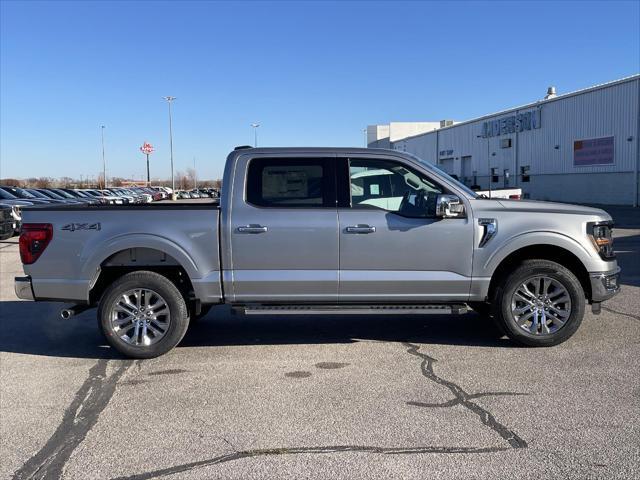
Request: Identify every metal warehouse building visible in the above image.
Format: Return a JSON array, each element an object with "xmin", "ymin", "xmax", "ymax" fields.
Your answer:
[{"xmin": 368, "ymin": 75, "xmax": 640, "ymax": 206}]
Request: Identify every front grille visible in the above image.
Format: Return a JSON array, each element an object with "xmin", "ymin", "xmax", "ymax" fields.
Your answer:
[{"xmin": 0, "ymin": 208, "xmax": 11, "ymax": 221}]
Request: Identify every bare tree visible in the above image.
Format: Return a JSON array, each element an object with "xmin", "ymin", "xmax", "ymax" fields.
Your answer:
[
  {"xmin": 185, "ymin": 168, "xmax": 196, "ymax": 189},
  {"xmin": 0, "ymin": 178, "xmax": 22, "ymax": 187},
  {"xmin": 34, "ymin": 177, "xmax": 53, "ymax": 188}
]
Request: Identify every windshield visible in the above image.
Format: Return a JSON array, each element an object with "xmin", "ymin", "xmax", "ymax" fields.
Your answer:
[
  {"xmin": 52, "ymin": 189, "xmax": 75, "ymax": 199},
  {"xmin": 13, "ymin": 187, "xmax": 38, "ymax": 199},
  {"xmin": 39, "ymin": 189, "xmax": 65, "ymax": 200},
  {"xmin": 26, "ymin": 189, "xmax": 48, "ymax": 199},
  {"xmin": 404, "ymin": 152, "xmax": 479, "ymax": 198},
  {"xmin": 0, "ymin": 188, "xmax": 18, "ymax": 199}
]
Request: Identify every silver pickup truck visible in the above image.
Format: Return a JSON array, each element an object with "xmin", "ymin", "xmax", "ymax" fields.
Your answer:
[{"xmin": 15, "ymin": 147, "xmax": 620, "ymax": 358}]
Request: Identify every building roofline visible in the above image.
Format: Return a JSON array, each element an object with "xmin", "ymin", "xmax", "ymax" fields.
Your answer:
[{"xmin": 394, "ymin": 74, "xmax": 640, "ymax": 144}]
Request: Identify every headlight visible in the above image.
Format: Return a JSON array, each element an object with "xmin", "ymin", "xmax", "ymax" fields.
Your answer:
[
  {"xmin": 11, "ymin": 206, "xmax": 22, "ymax": 221},
  {"xmin": 588, "ymin": 221, "xmax": 614, "ymax": 259}
]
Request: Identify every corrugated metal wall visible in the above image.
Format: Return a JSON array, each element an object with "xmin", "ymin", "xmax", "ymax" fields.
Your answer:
[
  {"xmin": 390, "ymin": 76, "xmax": 640, "ymax": 204},
  {"xmin": 519, "ymin": 78, "xmax": 638, "ymax": 174}
]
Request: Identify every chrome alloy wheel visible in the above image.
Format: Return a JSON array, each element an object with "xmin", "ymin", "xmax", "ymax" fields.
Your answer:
[
  {"xmin": 108, "ymin": 288, "xmax": 171, "ymax": 346},
  {"xmin": 510, "ymin": 275, "xmax": 572, "ymax": 335}
]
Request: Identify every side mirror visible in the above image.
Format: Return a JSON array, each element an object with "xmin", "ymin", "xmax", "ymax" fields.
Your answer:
[{"xmin": 436, "ymin": 194, "xmax": 464, "ymax": 218}]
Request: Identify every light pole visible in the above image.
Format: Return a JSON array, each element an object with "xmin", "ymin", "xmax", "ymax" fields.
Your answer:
[
  {"xmin": 193, "ymin": 156, "xmax": 197, "ymax": 190},
  {"xmin": 163, "ymin": 96, "xmax": 177, "ymax": 199},
  {"xmin": 477, "ymin": 133, "xmax": 492, "ymax": 198},
  {"xmin": 101, "ymin": 125, "xmax": 107, "ymax": 189},
  {"xmin": 363, "ymin": 128, "xmax": 367, "ymax": 147},
  {"xmin": 251, "ymin": 123, "xmax": 260, "ymax": 147}
]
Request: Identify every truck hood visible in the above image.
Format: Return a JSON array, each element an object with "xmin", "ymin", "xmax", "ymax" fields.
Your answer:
[{"xmin": 497, "ymin": 199, "xmax": 611, "ymax": 219}]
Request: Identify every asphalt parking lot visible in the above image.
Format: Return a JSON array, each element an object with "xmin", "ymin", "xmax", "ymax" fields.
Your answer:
[{"xmin": 1, "ymin": 206, "xmax": 639, "ymax": 480}]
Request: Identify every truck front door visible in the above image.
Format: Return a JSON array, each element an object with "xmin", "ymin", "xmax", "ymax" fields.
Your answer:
[
  {"xmin": 337, "ymin": 156, "xmax": 474, "ymax": 302},
  {"xmin": 228, "ymin": 156, "xmax": 339, "ymax": 303}
]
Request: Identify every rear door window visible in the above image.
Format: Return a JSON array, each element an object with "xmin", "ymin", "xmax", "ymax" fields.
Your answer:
[{"xmin": 246, "ymin": 158, "xmax": 335, "ymax": 208}]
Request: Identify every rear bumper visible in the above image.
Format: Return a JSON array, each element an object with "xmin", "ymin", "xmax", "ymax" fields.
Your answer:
[
  {"xmin": 590, "ymin": 267, "xmax": 621, "ymax": 302},
  {"xmin": 14, "ymin": 276, "xmax": 35, "ymax": 301}
]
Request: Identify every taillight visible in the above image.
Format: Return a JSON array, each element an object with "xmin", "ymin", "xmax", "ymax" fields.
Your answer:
[
  {"xmin": 509, "ymin": 194, "xmax": 521, "ymax": 200},
  {"xmin": 19, "ymin": 223, "xmax": 53, "ymax": 264}
]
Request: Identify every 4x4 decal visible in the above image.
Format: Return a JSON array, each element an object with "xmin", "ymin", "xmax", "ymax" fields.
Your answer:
[{"xmin": 61, "ymin": 223, "xmax": 101, "ymax": 232}]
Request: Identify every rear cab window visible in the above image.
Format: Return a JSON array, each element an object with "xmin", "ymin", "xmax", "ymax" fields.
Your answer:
[{"xmin": 246, "ymin": 158, "xmax": 336, "ymax": 208}]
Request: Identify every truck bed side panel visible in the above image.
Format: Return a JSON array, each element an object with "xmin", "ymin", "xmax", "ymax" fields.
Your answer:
[{"xmin": 21, "ymin": 206, "xmax": 222, "ymax": 303}]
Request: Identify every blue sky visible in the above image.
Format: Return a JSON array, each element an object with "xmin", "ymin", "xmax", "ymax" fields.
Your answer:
[{"xmin": 1, "ymin": 0, "xmax": 639, "ymax": 181}]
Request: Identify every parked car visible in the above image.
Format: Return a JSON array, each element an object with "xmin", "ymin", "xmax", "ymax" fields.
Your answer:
[
  {"xmin": 139, "ymin": 187, "xmax": 163, "ymax": 201},
  {"xmin": 61, "ymin": 189, "xmax": 108, "ymax": 205},
  {"xmin": 107, "ymin": 188, "xmax": 138, "ymax": 204},
  {"xmin": 0, "ymin": 189, "xmax": 34, "ymax": 233},
  {"xmin": 14, "ymin": 147, "xmax": 620, "ymax": 358},
  {"xmin": 24, "ymin": 188, "xmax": 69, "ymax": 204},
  {"xmin": 79, "ymin": 189, "xmax": 127, "ymax": 205},
  {"xmin": 47, "ymin": 188, "xmax": 101, "ymax": 205},
  {"xmin": 0, "ymin": 204, "xmax": 14, "ymax": 240},
  {"xmin": 34, "ymin": 188, "xmax": 84, "ymax": 204},
  {"xmin": 0, "ymin": 186, "xmax": 61, "ymax": 205},
  {"xmin": 150, "ymin": 187, "xmax": 169, "ymax": 200}
]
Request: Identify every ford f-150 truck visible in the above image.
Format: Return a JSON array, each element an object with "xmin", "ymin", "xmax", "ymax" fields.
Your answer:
[{"xmin": 14, "ymin": 147, "xmax": 620, "ymax": 358}]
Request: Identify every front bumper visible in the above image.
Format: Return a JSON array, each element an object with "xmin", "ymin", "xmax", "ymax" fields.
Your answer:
[
  {"xmin": 14, "ymin": 276, "xmax": 35, "ymax": 301},
  {"xmin": 590, "ymin": 267, "xmax": 621, "ymax": 302}
]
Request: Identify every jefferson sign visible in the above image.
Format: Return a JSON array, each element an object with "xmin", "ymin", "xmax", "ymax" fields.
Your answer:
[{"xmin": 481, "ymin": 109, "xmax": 541, "ymax": 137}]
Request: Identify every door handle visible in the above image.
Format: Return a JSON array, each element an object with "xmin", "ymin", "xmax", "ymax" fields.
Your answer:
[
  {"xmin": 237, "ymin": 225, "xmax": 268, "ymax": 234},
  {"xmin": 345, "ymin": 225, "xmax": 376, "ymax": 234}
]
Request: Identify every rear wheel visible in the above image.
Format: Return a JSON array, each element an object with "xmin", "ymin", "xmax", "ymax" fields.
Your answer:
[
  {"xmin": 493, "ymin": 260, "xmax": 585, "ymax": 347},
  {"xmin": 97, "ymin": 271, "xmax": 189, "ymax": 358}
]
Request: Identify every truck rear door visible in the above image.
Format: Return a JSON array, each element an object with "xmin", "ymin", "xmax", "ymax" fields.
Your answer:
[{"xmin": 227, "ymin": 155, "xmax": 339, "ymax": 303}]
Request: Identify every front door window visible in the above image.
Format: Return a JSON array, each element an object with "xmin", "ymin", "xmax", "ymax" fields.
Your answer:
[{"xmin": 349, "ymin": 158, "xmax": 444, "ymax": 218}]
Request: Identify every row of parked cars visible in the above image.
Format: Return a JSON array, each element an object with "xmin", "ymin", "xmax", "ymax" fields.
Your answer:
[
  {"xmin": 175, "ymin": 188, "xmax": 220, "ymax": 199},
  {"xmin": 0, "ymin": 185, "xmax": 220, "ymax": 239}
]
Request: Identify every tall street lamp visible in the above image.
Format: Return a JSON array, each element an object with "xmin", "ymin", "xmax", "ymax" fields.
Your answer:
[
  {"xmin": 163, "ymin": 96, "xmax": 177, "ymax": 199},
  {"xmin": 363, "ymin": 128, "xmax": 367, "ymax": 147},
  {"xmin": 251, "ymin": 123, "xmax": 260, "ymax": 147},
  {"xmin": 101, "ymin": 125, "xmax": 107, "ymax": 189}
]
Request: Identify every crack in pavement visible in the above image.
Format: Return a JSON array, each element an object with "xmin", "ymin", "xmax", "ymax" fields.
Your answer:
[
  {"xmin": 403, "ymin": 342, "xmax": 528, "ymax": 449},
  {"xmin": 109, "ymin": 342, "xmax": 526, "ymax": 479},
  {"xmin": 602, "ymin": 306, "xmax": 640, "ymax": 322},
  {"xmin": 12, "ymin": 359, "xmax": 133, "ymax": 480},
  {"xmin": 408, "ymin": 391, "xmax": 529, "ymax": 408},
  {"xmin": 110, "ymin": 445, "xmax": 510, "ymax": 480}
]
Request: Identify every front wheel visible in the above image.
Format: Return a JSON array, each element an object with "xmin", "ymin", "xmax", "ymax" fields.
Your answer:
[
  {"xmin": 97, "ymin": 271, "xmax": 190, "ymax": 358},
  {"xmin": 493, "ymin": 260, "xmax": 585, "ymax": 347}
]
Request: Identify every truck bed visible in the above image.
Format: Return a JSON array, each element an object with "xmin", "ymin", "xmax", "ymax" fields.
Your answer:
[{"xmin": 20, "ymin": 203, "xmax": 222, "ymax": 303}]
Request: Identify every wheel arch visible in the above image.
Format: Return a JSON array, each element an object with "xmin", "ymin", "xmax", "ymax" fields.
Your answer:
[
  {"xmin": 89, "ymin": 246, "xmax": 195, "ymax": 305},
  {"xmin": 487, "ymin": 244, "xmax": 592, "ymax": 303}
]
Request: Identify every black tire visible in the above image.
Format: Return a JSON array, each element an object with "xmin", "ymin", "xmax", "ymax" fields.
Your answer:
[
  {"xmin": 493, "ymin": 259, "xmax": 585, "ymax": 347},
  {"xmin": 97, "ymin": 271, "xmax": 190, "ymax": 358}
]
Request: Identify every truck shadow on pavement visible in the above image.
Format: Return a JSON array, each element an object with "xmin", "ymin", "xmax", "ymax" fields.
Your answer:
[{"xmin": 0, "ymin": 301, "xmax": 514, "ymax": 359}]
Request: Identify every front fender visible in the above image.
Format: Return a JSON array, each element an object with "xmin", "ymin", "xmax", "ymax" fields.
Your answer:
[{"xmin": 481, "ymin": 230, "xmax": 598, "ymax": 276}]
